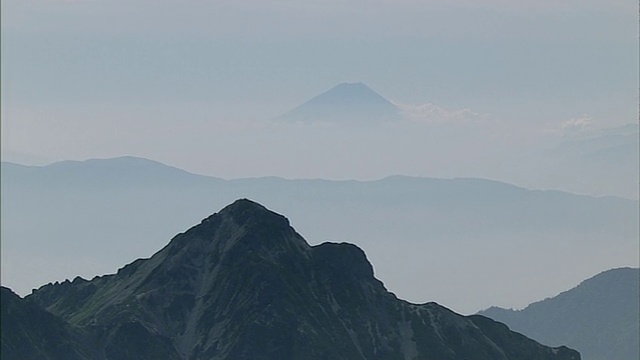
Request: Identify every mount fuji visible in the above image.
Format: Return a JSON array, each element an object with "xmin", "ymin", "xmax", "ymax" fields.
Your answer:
[{"xmin": 276, "ymin": 82, "xmax": 400, "ymax": 124}]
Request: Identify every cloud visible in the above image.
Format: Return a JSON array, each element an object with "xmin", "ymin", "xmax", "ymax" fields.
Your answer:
[
  {"xmin": 395, "ymin": 102, "xmax": 491, "ymax": 124},
  {"xmin": 545, "ymin": 113, "xmax": 596, "ymax": 137},
  {"xmin": 561, "ymin": 113, "xmax": 593, "ymax": 129}
]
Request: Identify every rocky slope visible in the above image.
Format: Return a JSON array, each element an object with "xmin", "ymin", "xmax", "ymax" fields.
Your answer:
[
  {"xmin": 0, "ymin": 286, "xmax": 95, "ymax": 360},
  {"xmin": 5, "ymin": 199, "xmax": 580, "ymax": 359}
]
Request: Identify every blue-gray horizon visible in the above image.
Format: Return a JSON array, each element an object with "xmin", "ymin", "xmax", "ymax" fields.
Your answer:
[{"xmin": 1, "ymin": 0, "xmax": 638, "ymax": 315}]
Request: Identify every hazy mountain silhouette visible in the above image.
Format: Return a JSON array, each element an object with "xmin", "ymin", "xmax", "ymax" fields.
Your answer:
[
  {"xmin": 276, "ymin": 82, "xmax": 400, "ymax": 124},
  {"xmin": 0, "ymin": 156, "xmax": 221, "ymax": 189},
  {"xmin": 541, "ymin": 124, "xmax": 639, "ymax": 199},
  {"xmin": 479, "ymin": 268, "xmax": 640, "ymax": 360},
  {"xmin": 1, "ymin": 157, "xmax": 637, "ymax": 314},
  {"xmin": 5, "ymin": 199, "xmax": 581, "ymax": 360}
]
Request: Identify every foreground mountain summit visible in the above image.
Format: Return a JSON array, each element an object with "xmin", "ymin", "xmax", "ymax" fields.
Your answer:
[{"xmin": 2, "ymin": 199, "xmax": 580, "ymax": 359}]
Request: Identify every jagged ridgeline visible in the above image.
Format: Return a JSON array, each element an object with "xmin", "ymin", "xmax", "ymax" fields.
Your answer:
[{"xmin": 1, "ymin": 199, "xmax": 580, "ymax": 360}]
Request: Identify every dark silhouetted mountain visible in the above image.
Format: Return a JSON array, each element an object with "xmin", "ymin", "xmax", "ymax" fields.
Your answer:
[
  {"xmin": 276, "ymin": 82, "xmax": 400, "ymax": 123},
  {"xmin": 2, "ymin": 156, "xmax": 637, "ymax": 314},
  {"xmin": 14, "ymin": 200, "xmax": 581, "ymax": 360},
  {"xmin": 479, "ymin": 268, "xmax": 640, "ymax": 360}
]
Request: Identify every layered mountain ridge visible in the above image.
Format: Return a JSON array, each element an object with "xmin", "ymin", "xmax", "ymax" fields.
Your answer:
[
  {"xmin": 479, "ymin": 268, "xmax": 640, "ymax": 360},
  {"xmin": 3, "ymin": 156, "xmax": 637, "ymax": 315},
  {"xmin": 3, "ymin": 199, "xmax": 580, "ymax": 359}
]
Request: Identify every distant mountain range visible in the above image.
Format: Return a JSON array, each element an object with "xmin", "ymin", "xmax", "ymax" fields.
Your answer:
[
  {"xmin": 1, "ymin": 83, "xmax": 636, "ymax": 199},
  {"xmin": 1, "ymin": 157, "xmax": 637, "ymax": 314},
  {"xmin": 522, "ymin": 123, "xmax": 639, "ymax": 199},
  {"xmin": 479, "ymin": 267, "xmax": 640, "ymax": 360},
  {"xmin": 275, "ymin": 82, "xmax": 400, "ymax": 124},
  {"xmin": 1, "ymin": 200, "xmax": 581, "ymax": 360}
]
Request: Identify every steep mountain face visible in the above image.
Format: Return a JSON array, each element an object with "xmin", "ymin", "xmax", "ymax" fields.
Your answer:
[
  {"xmin": 276, "ymin": 82, "xmax": 400, "ymax": 123},
  {"xmin": 479, "ymin": 268, "xmax": 640, "ymax": 360},
  {"xmin": 18, "ymin": 200, "xmax": 580, "ymax": 360}
]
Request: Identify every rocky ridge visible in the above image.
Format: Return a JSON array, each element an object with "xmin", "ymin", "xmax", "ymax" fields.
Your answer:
[{"xmin": 4, "ymin": 199, "xmax": 580, "ymax": 359}]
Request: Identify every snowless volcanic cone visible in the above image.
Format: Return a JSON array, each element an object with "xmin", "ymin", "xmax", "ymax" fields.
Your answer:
[{"xmin": 276, "ymin": 82, "xmax": 401, "ymax": 124}]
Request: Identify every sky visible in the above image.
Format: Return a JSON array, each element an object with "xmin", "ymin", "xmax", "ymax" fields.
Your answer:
[
  {"xmin": 0, "ymin": 0, "xmax": 638, "ymax": 314},
  {"xmin": 2, "ymin": 0, "xmax": 637, "ymax": 178}
]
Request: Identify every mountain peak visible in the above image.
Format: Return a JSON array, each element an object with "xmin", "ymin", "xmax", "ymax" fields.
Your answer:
[
  {"xmin": 24, "ymin": 200, "xmax": 581, "ymax": 360},
  {"xmin": 147, "ymin": 199, "xmax": 311, "ymax": 281},
  {"xmin": 332, "ymin": 81, "xmax": 370, "ymax": 90},
  {"xmin": 192, "ymin": 198, "xmax": 294, "ymax": 242},
  {"xmin": 212, "ymin": 198, "xmax": 287, "ymax": 226},
  {"xmin": 276, "ymin": 82, "xmax": 400, "ymax": 123}
]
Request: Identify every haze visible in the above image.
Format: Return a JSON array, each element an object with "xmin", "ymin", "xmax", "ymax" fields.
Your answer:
[
  {"xmin": 3, "ymin": 1, "xmax": 637, "ymax": 189},
  {"xmin": 1, "ymin": 0, "xmax": 638, "ymax": 314}
]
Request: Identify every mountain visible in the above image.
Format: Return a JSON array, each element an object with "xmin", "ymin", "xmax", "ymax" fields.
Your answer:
[
  {"xmin": 0, "ymin": 148, "xmax": 56, "ymax": 166},
  {"xmin": 0, "ymin": 156, "xmax": 221, "ymax": 189},
  {"xmin": 534, "ymin": 124, "xmax": 639, "ymax": 199},
  {"xmin": 478, "ymin": 268, "xmax": 640, "ymax": 360},
  {"xmin": 0, "ymin": 286, "xmax": 93, "ymax": 359},
  {"xmin": 1, "ymin": 157, "xmax": 637, "ymax": 314},
  {"xmin": 8, "ymin": 199, "xmax": 580, "ymax": 360},
  {"xmin": 276, "ymin": 82, "xmax": 400, "ymax": 123}
]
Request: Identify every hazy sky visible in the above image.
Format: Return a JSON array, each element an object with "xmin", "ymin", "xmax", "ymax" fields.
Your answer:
[
  {"xmin": 1, "ymin": 0, "xmax": 638, "ymax": 181},
  {"xmin": 0, "ymin": 0, "xmax": 638, "ymax": 315}
]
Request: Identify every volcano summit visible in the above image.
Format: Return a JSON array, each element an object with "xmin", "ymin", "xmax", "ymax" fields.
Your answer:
[{"xmin": 276, "ymin": 82, "xmax": 400, "ymax": 124}]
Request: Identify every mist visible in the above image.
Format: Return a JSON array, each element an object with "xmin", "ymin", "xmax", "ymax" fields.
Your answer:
[{"xmin": 1, "ymin": 0, "xmax": 638, "ymax": 314}]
